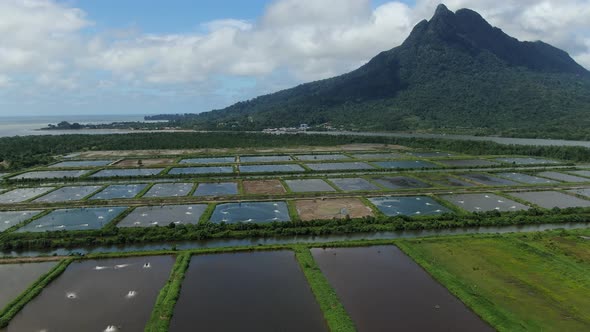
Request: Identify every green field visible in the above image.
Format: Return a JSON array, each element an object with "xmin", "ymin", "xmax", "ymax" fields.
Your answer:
[{"xmin": 397, "ymin": 230, "xmax": 590, "ymax": 331}]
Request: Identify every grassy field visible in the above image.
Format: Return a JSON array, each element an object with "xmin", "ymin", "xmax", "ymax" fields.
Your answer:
[{"xmin": 397, "ymin": 230, "xmax": 590, "ymax": 331}]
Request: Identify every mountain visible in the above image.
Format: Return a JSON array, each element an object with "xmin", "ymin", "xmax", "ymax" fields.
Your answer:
[{"xmin": 170, "ymin": 4, "xmax": 590, "ymax": 139}]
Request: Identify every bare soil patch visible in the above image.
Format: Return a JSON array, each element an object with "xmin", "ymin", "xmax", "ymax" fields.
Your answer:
[
  {"xmin": 295, "ymin": 198, "xmax": 373, "ymax": 221},
  {"xmin": 243, "ymin": 180, "xmax": 286, "ymax": 195},
  {"xmin": 114, "ymin": 158, "xmax": 177, "ymax": 167}
]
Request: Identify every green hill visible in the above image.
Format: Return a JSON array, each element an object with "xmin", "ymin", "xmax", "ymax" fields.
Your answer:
[{"xmin": 166, "ymin": 4, "xmax": 590, "ymax": 139}]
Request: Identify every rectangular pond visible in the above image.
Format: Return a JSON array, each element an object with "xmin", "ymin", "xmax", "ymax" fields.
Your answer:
[
  {"xmin": 567, "ymin": 188, "xmax": 590, "ymax": 198},
  {"xmin": 3, "ymin": 256, "xmax": 174, "ymax": 332},
  {"xmin": 49, "ymin": 160, "xmax": 113, "ymax": 168},
  {"xmin": 409, "ymin": 151, "xmax": 455, "ymax": 158},
  {"xmin": 285, "ymin": 179, "xmax": 336, "ymax": 192},
  {"xmin": 438, "ymin": 159, "xmax": 499, "ymax": 167},
  {"xmin": 441, "ymin": 193, "xmax": 529, "ymax": 212},
  {"xmin": 459, "ymin": 173, "xmax": 519, "ymax": 186},
  {"xmin": 144, "ymin": 183, "xmax": 194, "ymax": 198},
  {"xmin": 90, "ymin": 168, "xmax": 164, "ymax": 178},
  {"xmin": 0, "ymin": 262, "xmax": 58, "ymax": 310},
  {"xmin": 295, "ymin": 198, "xmax": 374, "ymax": 221},
  {"xmin": 209, "ymin": 201, "xmax": 290, "ymax": 224},
  {"xmin": 495, "ymin": 157, "xmax": 559, "ymax": 165},
  {"xmin": 33, "ymin": 186, "xmax": 102, "ymax": 203},
  {"xmin": 569, "ymin": 170, "xmax": 590, "ymax": 178},
  {"xmin": 240, "ymin": 155, "xmax": 293, "ymax": 163},
  {"xmin": 373, "ymin": 176, "xmax": 431, "ymax": 190},
  {"xmin": 168, "ymin": 166, "xmax": 233, "ymax": 175},
  {"xmin": 374, "ymin": 160, "xmax": 438, "ymax": 169},
  {"xmin": 239, "ymin": 164, "xmax": 305, "ymax": 173},
  {"xmin": 11, "ymin": 170, "xmax": 89, "ymax": 180},
  {"xmin": 118, "ymin": 204, "xmax": 208, "ymax": 227},
  {"xmin": 243, "ymin": 180, "xmax": 286, "ymax": 195},
  {"xmin": 305, "ymin": 162, "xmax": 375, "ymax": 171},
  {"xmin": 90, "ymin": 184, "xmax": 148, "ymax": 200},
  {"xmin": 16, "ymin": 207, "xmax": 127, "ymax": 233},
  {"xmin": 328, "ymin": 178, "xmax": 380, "ymax": 191},
  {"xmin": 509, "ymin": 191, "xmax": 590, "ymax": 209},
  {"xmin": 536, "ymin": 171, "xmax": 589, "ymax": 183},
  {"xmin": 0, "ymin": 211, "xmax": 42, "ymax": 232},
  {"xmin": 169, "ymin": 251, "xmax": 327, "ymax": 332},
  {"xmin": 496, "ymin": 172, "xmax": 559, "ymax": 185},
  {"xmin": 369, "ymin": 196, "xmax": 451, "ymax": 216},
  {"xmin": 180, "ymin": 157, "xmax": 235, "ymax": 164},
  {"xmin": 295, "ymin": 154, "xmax": 351, "ymax": 161},
  {"xmin": 351, "ymin": 152, "xmax": 404, "ymax": 160},
  {"xmin": 311, "ymin": 246, "xmax": 492, "ymax": 332},
  {"xmin": 417, "ymin": 174, "xmax": 475, "ymax": 187},
  {"xmin": 193, "ymin": 182, "xmax": 238, "ymax": 196},
  {"xmin": 0, "ymin": 187, "xmax": 55, "ymax": 204}
]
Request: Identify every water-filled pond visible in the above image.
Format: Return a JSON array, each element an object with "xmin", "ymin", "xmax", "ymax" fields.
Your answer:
[
  {"xmin": 193, "ymin": 182, "xmax": 238, "ymax": 196},
  {"xmin": 33, "ymin": 185, "xmax": 102, "ymax": 203},
  {"xmin": 496, "ymin": 172, "xmax": 558, "ymax": 185},
  {"xmin": 169, "ymin": 251, "xmax": 327, "ymax": 332},
  {"xmin": 144, "ymin": 183, "xmax": 194, "ymax": 197},
  {"xmin": 11, "ymin": 170, "xmax": 89, "ymax": 180},
  {"xmin": 118, "ymin": 204, "xmax": 208, "ymax": 227},
  {"xmin": 441, "ymin": 193, "xmax": 529, "ymax": 212},
  {"xmin": 439, "ymin": 159, "xmax": 499, "ymax": 167},
  {"xmin": 305, "ymin": 162, "xmax": 375, "ymax": 171},
  {"xmin": 296, "ymin": 154, "xmax": 350, "ymax": 161},
  {"xmin": 285, "ymin": 179, "xmax": 336, "ymax": 192},
  {"xmin": 90, "ymin": 168, "xmax": 164, "ymax": 178},
  {"xmin": 373, "ymin": 176, "xmax": 431, "ymax": 190},
  {"xmin": 328, "ymin": 178, "xmax": 380, "ymax": 191},
  {"xmin": 0, "ymin": 262, "xmax": 57, "ymax": 309},
  {"xmin": 90, "ymin": 184, "xmax": 148, "ymax": 200},
  {"xmin": 568, "ymin": 188, "xmax": 590, "ymax": 198},
  {"xmin": 369, "ymin": 196, "xmax": 451, "ymax": 216},
  {"xmin": 2, "ymin": 256, "xmax": 174, "ymax": 332},
  {"xmin": 0, "ymin": 187, "xmax": 55, "ymax": 204},
  {"xmin": 16, "ymin": 207, "xmax": 127, "ymax": 232},
  {"xmin": 239, "ymin": 164, "xmax": 305, "ymax": 173},
  {"xmin": 240, "ymin": 155, "xmax": 293, "ymax": 162},
  {"xmin": 0, "ymin": 211, "xmax": 42, "ymax": 232},
  {"xmin": 495, "ymin": 157, "xmax": 559, "ymax": 165},
  {"xmin": 168, "ymin": 166, "xmax": 233, "ymax": 175},
  {"xmin": 536, "ymin": 171, "xmax": 589, "ymax": 183},
  {"xmin": 180, "ymin": 157, "xmax": 235, "ymax": 164},
  {"xmin": 351, "ymin": 153, "xmax": 404, "ymax": 159},
  {"xmin": 459, "ymin": 173, "xmax": 518, "ymax": 186},
  {"xmin": 210, "ymin": 201, "xmax": 290, "ymax": 224},
  {"xmin": 409, "ymin": 151, "xmax": 454, "ymax": 158},
  {"xmin": 509, "ymin": 191, "xmax": 590, "ymax": 209},
  {"xmin": 569, "ymin": 170, "xmax": 590, "ymax": 178},
  {"xmin": 374, "ymin": 160, "xmax": 438, "ymax": 169},
  {"xmin": 49, "ymin": 160, "xmax": 113, "ymax": 168},
  {"xmin": 418, "ymin": 174, "xmax": 475, "ymax": 187},
  {"xmin": 311, "ymin": 246, "xmax": 492, "ymax": 331}
]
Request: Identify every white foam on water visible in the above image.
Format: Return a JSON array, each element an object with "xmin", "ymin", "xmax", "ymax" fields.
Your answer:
[
  {"xmin": 104, "ymin": 326, "xmax": 118, "ymax": 332},
  {"xmin": 114, "ymin": 264, "xmax": 129, "ymax": 269},
  {"xmin": 95, "ymin": 266, "xmax": 108, "ymax": 270},
  {"xmin": 125, "ymin": 290, "xmax": 137, "ymax": 299},
  {"xmin": 143, "ymin": 262, "xmax": 151, "ymax": 268},
  {"xmin": 66, "ymin": 292, "xmax": 77, "ymax": 299}
]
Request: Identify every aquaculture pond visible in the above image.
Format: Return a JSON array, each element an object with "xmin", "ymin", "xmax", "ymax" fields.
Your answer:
[
  {"xmin": 495, "ymin": 157, "xmax": 559, "ymax": 165},
  {"xmin": 460, "ymin": 173, "xmax": 519, "ymax": 186},
  {"xmin": 536, "ymin": 171, "xmax": 589, "ymax": 183},
  {"xmin": 372, "ymin": 176, "xmax": 431, "ymax": 190},
  {"xmin": 144, "ymin": 183, "xmax": 194, "ymax": 198},
  {"xmin": 89, "ymin": 184, "xmax": 148, "ymax": 200},
  {"xmin": 168, "ymin": 166, "xmax": 233, "ymax": 175},
  {"xmin": 239, "ymin": 164, "xmax": 305, "ymax": 173},
  {"xmin": 351, "ymin": 152, "xmax": 404, "ymax": 159},
  {"xmin": 284, "ymin": 179, "xmax": 336, "ymax": 192},
  {"xmin": 311, "ymin": 246, "xmax": 492, "ymax": 332},
  {"xmin": 569, "ymin": 170, "xmax": 590, "ymax": 178},
  {"xmin": 90, "ymin": 168, "xmax": 164, "ymax": 178},
  {"xmin": 328, "ymin": 178, "xmax": 380, "ymax": 191},
  {"xmin": 180, "ymin": 157, "xmax": 235, "ymax": 164},
  {"xmin": 16, "ymin": 207, "xmax": 127, "ymax": 233},
  {"xmin": 409, "ymin": 151, "xmax": 454, "ymax": 158},
  {"xmin": 438, "ymin": 159, "xmax": 499, "ymax": 167},
  {"xmin": 209, "ymin": 201, "xmax": 290, "ymax": 224},
  {"xmin": 509, "ymin": 191, "xmax": 590, "ymax": 209},
  {"xmin": 295, "ymin": 154, "xmax": 350, "ymax": 161},
  {"xmin": 441, "ymin": 193, "xmax": 529, "ymax": 212},
  {"xmin": 240, "ymin": 155, "xmax": 293, "ymax": 163},
  {"xmin": 496, "ymin": 172, "xmax": 558, "ymax": 185},
  {"xmin": 295, "ymin": 198, "xmax": 374, "ymax": 221},
  {"xmin": 374, "ymin": 160, "xmax": 438, "ymax": 169},
  {"xmin": 0, "ymin": 262, "xmax": 57, "ymax": 310},
  {"xmin": 117, "ymin": 204, "xmax": 207, "ymax": 227},
  {"xmin": 418, "ymin": 174, "xmax": 475, "ymax": 187},
  {"xmin": 3, "ymin": 256, "xmax": 174, "ymax": 332},
  {"xmin": 305, "ymin": 162, "xmax": 375, "ymax": 171},
  {"xmin": 11, "ymin": 170, "xmax": 89, "ymax": 180},
  {"xmin": 169, "ymin": 251, "xmax": 327, "ymax": 332},
  {"xmin": 369, "ymin": 196, "xmax": 451, "ymax": 216},
  {"xmin": 33, "ymin": 185, "xmax": 102, "ymax": 203},
  {"xmin": 243, "ymin": 180, "xmax": 286, "ymax": 195},
  {"xmin": 0, "ymin": 187, "xmax": 55, "ymax": 204},
  {"xmin": 568, "ymin": 188, "xmax": 590, "ymax": 198},
  {"xmin": 0, "ymin": 211, "xmax": 41, "ymax": 232},
  {"xmin": 193, "ymin": 182, "xmax": 238, "ymax": 196},
  {"xmin": 49, "ymin": 160, "xmax": 113, "ymax": 168}
]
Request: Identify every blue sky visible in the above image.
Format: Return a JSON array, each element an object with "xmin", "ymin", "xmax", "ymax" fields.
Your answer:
[{"xmin": 0, "ymin": 0, "xmax": 588, "ymax": 116}]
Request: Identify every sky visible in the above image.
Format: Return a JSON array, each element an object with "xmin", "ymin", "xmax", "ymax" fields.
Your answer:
[{"xmin": 1, "ymin": 0, "xmax": 589, "ymax": 116}]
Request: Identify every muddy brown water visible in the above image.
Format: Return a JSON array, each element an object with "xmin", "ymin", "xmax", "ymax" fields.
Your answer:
[
  {"xmin": 2, "ymin": 256, "xmax": 174, "ymax": 332},
  {"xmin": 311, "ymin": 246, "xmax": 493, "ymax": 332},
  {"xmin": 169, "ymin": 251, "xmax": 328, "ymax": 332},
  {"xmin": 0, "ymin": 262, "xmax": 57, "ymax": 310}
]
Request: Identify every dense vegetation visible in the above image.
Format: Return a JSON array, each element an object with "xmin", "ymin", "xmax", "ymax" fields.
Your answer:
[{"xmin": 159, "ymin": 5, "xmax": 590, "ymax": 139}]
